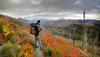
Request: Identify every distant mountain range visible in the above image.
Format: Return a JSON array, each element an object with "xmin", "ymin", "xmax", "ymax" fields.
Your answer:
[
  {"xmin": 19, "ymin": 17, "xmax": 100, "ymax": 26},
  {"xmin": 51, "ymin": 19, "xmax": 100, "ymax": 27},
  {"xmin": 18, "ymin": 18, "xmax": 55, "ymax": 25},
  {"xmin": 0, "ymin": 14, "xmax": 100, "ymax": 26}
]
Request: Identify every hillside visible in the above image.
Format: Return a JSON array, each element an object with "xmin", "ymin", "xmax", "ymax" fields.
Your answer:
[
  {"xmin": 0, "ymin": 15, "xmax": 87, "ymax": 57},
  {"xmin": 48, "ymin": 19, "xmax": 100, "ymax": 27},
  {"xmin": 0, "ymin": 14, "xmax": 34, "ymax": 57}
]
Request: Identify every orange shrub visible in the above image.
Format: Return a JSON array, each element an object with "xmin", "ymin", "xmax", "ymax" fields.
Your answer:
[
  {"xmin": 18, "ymin": 43, "xmax": 35, "ymax": 57},
  {"xmin": 41, "ymin": 34, "xmax": 86, "ymax": 57}
]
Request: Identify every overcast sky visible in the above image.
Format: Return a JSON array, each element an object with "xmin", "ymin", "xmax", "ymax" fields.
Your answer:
[{"xmin": 0, "ymin": 0, "xmax": 100, "ymax": 20}]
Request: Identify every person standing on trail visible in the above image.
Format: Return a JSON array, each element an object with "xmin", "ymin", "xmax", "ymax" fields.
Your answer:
[{"xmin": 30, "ymin": 20, "xmax": 42, "ymax": 47}]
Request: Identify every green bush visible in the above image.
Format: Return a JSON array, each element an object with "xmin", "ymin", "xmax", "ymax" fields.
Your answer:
[
  {"xmin": 47, "ymin": 48, "xmax": 54, "ymax": 57},
  {"xmin": 96, "ymin": 51, "xmax": 100, "ymax": 56},
  {"xmin": 0, "ymin": 24, "xmax": 3, "ymax": 30},
  {"xmin": 0, "ymin": 41, "xmax": 20, "ymax": 57}
]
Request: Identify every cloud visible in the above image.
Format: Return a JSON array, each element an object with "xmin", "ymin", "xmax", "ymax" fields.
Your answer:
[
  {"xmin": 97, "ymin": 5, "xmax": 100, "ymax": 9},
  {"xmin": 75, "ymin": 0, "xmax": 82, "ymax": 5},
  {"xmin": 9, "ymin": 0, "xmax": 23, "ymax": 4},
  {"xmin": 0, "ymin": 0, "xmax": 99, "ymax": 19},
  {"xmin": 20, "ymin": 12, "xmax": 98, "ymax": 20},
  {"xmin": 30, "ymin": 0, "xmax": 42, "ymax": 4}
]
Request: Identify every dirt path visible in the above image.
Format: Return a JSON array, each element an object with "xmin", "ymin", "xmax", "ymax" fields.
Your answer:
[
  {"xmin": 34, "ymin": 31, "xmax": 45, "ymax": 57},
  {"xmin": 35, "ymin": 47, "xmax": 45, "ymax": 57}
]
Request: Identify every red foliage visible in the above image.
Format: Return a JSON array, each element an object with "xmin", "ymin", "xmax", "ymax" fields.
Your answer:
[{"xmin": 41, "ymin": 34, "xmax": 86, "ymax": 57}]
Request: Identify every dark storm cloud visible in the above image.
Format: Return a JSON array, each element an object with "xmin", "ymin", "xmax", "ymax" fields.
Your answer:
[{"xmin": 0, "ymin": 0, "xmax": 99, "ymax": 18}]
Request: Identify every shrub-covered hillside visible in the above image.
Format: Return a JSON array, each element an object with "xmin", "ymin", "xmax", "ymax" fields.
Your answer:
[
  {"xmin": 0, "ymin": 15, "xmax": 87, "ymax": 57},
  {"xmin": 0, "ymin": 15, "xmax": 35, "ymax": 57}
]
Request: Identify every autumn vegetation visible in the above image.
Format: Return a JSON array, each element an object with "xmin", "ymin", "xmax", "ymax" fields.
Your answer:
[
  {"xmin": 0, "ymin": 15, "xmax": 35, "ymax": 57},
  {"xmin": 0, "ymin": 15, "xmax": 97, "ymax": 57},
  {"xmin": 45, "ymin": 22, "xmax": 100, "ymax": 57}
]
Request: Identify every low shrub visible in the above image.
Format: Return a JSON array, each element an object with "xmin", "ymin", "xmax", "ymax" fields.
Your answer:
[
  {"xmin": 0, "ymin": 41, "xmax": 20, "ymax": 57},
  {"xmin": 47, "ymin": 48, "xmax": 54, "ymax": 57}
]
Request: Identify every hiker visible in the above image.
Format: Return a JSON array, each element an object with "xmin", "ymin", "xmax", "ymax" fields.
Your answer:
[{"xmin": 30, "ymin": 20, "xmax": 42, "ymax": 47}]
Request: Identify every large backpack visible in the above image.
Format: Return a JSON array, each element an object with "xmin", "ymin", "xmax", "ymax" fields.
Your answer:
[{"xmin": 30, "ymin": 23, "xmax": 36, "ymax": 34}]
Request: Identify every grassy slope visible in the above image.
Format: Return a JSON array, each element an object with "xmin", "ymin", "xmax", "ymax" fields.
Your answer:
[{"xmin": 0, "ymin": 15, "xmax": 86, "ymax": 57}]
